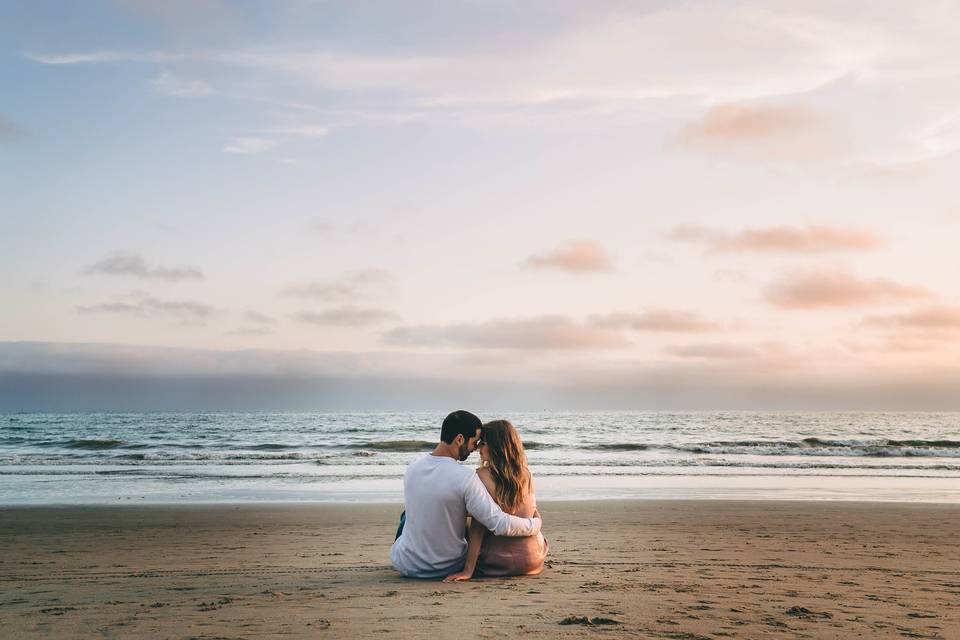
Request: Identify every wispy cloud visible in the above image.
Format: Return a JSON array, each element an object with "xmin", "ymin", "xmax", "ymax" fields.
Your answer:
[
  {"xmin": 664, "ymin": 343, "xmax": 764, "ymax": 359},
  {"xmin": 83, "ymin": 253, "xmax": 203, "ymax": 281},
  {"xmin": 301, "ymin": 218, "xmax": 335, "ymax": 236},
  {"xmin": 522, "ymin": 240, "xmax": 613, "ymax": 273},
  {"xmin": 24, "ymin": 50, "xmax": 184, "ymax": 65},
  {"xmin": 854, "ymin": 112, "xmax": 960, "ymax": 175},
  {"xmin": 283, "ymin": 269, "xmax": 390, "ymax": 302},
  {"xmin": 299, "ymin": 217, "xmax": 376, "ymax": 238},
  {"xmin": 590, "ymin": 309, "xmax": 720, "ymax": 332},
  {"xmin": 0, "ymin": 114, "xmax": 24, "ymax": 140},
  {"xmin": 76, "ymin": 295, "xmax": 214, "ymax": 323},
  {"xmin": 223, "ymin": 136, "xmax": 278, "ymax": 154},
  {"xmin": 677, "ymin": 104, "xmax": 821, "ymax": 143},
  {"xmin": 226, "ymin": 327, "xmax": 272, "ymax": 337},
  {"xmin": 382, "ymin": 316, "xmax": 627, "ymax": 350},
  {"xmin": 714, "ymin": 269, "xmax": 753, "ymax": 285},
  {"xmin": 294, "ymin": 306, "xmax": 399, "ymax": 327},
  {"xmin": 667, "ymin": 225, "xmax": 884, "ymax": 254},
  {"xmin": 221, "ymin": 125, "xmax": 327, "ymax": 154},
  {"xmin": 763, "ymin": 268, "xmax": 929, "ymax": 309},
  {"xmin": 862, "ymin": 306, "xmax": 960, "ymax": 331},
  {"xmin": 260, "ymin": 125, "xmax": 327, "ymax": 138},
  {"xmin": 21, "ymin": 4, "xmax": 915, "ymax": 125},
  {"xmin": 243, "ymin": 310, "xmax": 275, "ymax": 325},
  {"xmin": 152, "ymin": 70, "xmax": 214, "ymax": 97},
  {"xmin": 673, "ymin": 103, "xmax": 842, "ymax": 161}
]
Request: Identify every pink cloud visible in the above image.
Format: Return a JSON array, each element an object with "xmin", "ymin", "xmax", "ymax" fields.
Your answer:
[
  {"xmin": 677, "ymin": 103, "xmax": 821, "ymax": 143},
  {"xmin": 590, "ymin": 309, "xmax": 719, "ymax": 332},
  {"xmin": 668, "ymin": 225, "xmax": 883, "ymax": 254},
  {"xmin": 673, "ymin": 103, "xmax": 842, "ymax": 162},
  {"xmin": 763, "ymin": 268, "xmax": 930, "ymax": 309},
  {"xmin": 861, "ymin": 306, "xmax": 960, "ymax": 330},
  {"xmin": 664, "ymin": 343, "xmax": 762, "ymax": 359},
  {"xmin": 382, "ymin": 316, "xmax": 627, "ymax": 350},
  {"xmin": 522, "ymin": 240, "xmax": 613, "ymax": 273}
]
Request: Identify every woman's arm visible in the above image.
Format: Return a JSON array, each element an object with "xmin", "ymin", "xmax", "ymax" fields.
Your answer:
[
  {"xmin": 445, "ymin": 469, "xmax": 498, "ymax": 582},
  {"xmin": 444, "ymin": 517, "xmax": 486, "ymax": 581}
]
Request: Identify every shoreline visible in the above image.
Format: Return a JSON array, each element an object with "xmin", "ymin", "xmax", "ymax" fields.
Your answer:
[
  {"xmin": 3, "ymin": 500, "xmax": 959, "ymax": 638},
  {"xmin": 5, "ymin": 470, "xmax": 960, "ymax": 505},
  {"xmin": 5, "ymin": 494, "xmax": 960, "ymax": 508}
]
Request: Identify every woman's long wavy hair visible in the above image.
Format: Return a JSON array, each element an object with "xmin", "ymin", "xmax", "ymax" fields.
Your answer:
[{"xmin": 480, "ymin": 420, "xmax": 530, "ymax": 512}]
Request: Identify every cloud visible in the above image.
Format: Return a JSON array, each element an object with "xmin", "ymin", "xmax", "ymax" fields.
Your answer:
[
  {"xmin": 667, "ymin": 225, "xmax": 884, "ymax": 254},
  {"xmin": 22, "ymin": 3, "xmax": 915, "ymax": 127},
  {"xmin": 22, "ymin": 3, "xmax": 960, "ymax": 181},
  {"xmin": 243, "ymin": 310, "xmax": 275, "ymax": 325},
  {"xmin": 301, "ymin": 218, "xmax": 335, "ymax": 236},
  {"xmin": 589, "ymin": 309, "xmax": 720, "ymax": 332},
  {"xmin": 854, "ymin": 112, "xmax": 960, "ymax": 175},
  {"xmin": 293, "ymin": 307, "xmax": 399, "ymax": 327},
  {"xmin": 220, "ymin": 125, "xmax": 327, "ymax": 155},
  {"xmin": 714, "ymin": 269, "xmax": 753, "ymax": 285},
  {"xmin": 763, "ymin": 268, "xmax": 930, "ymax": 309},
  {"xmin": 260, "ymin": 125, "xmax": 328, "ymax": 138},
  {"xmin": 283, "ymin": 269, "xmax": 390, "ymax": 302},
  {"xmin": 664, "ymin": 343, "xmax": 763, "ymax": 359},
  {"xmin": 299, "ymin": 217, "xmax": 377, "ymax": 238},
  {"xmin": 83, "ymin": 253, "xmax": 203, "ymax": 281},
  {"xmin": 226, "ymin": 327, "xmax": 272, "ymax": 337},
  {"xmin": 673, "ymin": 102, "xmax": 843, "ymax": 161},
  {"xmin": 677, "ymin": 104, "xmax": 821, "ymax": 143},
  {"xmin": 522, "ymin": 240, "xmax": 613, "ymax": 273},
  {"xmin": 24, "ymin": 51, "xmax": 182, "ymax": 65},
  {"xmin": 7, "ymin": 341, "xmax": 960, "ymax": 411},
  {"xmin": 862, "ymin": 306, "xmax": 960, "ymax": 331},
  {"xmin": 76, "ymin": 295, "xmax": 214, "ymax": 323},
  {"xmin": 223, "ymin": 136, "xmax": 278, "ymax": 154},
  {"xmin": 226, "ymin": 126, "xmax": 328, "ymax": 155},
  {"xmin": 0, "ymin": 114, "xmax": 24, "ymax": 140},
  {"xmin": 382, "ymin": 316, "xmax": 627, "ymax": 350},
  {"xmin": 152, "ymin": 70, "xmax": 214, "ymax": 97},
  {"xmin": 0, "ymin": 341, "xmax": 442, "ymax": 379}
]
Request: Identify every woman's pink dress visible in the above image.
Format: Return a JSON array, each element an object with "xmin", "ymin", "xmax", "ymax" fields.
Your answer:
[{"xmin": 476, "ymin": 493, "xmax": 548, "ymax": 577}]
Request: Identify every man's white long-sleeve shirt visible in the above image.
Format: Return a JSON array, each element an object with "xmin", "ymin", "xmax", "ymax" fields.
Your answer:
[{"xmin": 390, "ymin": 454, "xmax": 542, "ymax": 578}]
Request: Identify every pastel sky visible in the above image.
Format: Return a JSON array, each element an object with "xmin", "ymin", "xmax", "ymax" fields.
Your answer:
[{"xmin": 2, "ymin": 1, "xmax": 960, "ymax": 409}]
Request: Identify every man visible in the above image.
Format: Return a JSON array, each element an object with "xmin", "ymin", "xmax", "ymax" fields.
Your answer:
[{"xmin": 390, "ymin": 410, "xmax": 542, "ymax": 578}]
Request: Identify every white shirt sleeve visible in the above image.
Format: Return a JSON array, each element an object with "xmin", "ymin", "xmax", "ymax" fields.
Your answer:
[{"xmin": 462, "ymin": 473, "xmax": 541, "ymax": 537}]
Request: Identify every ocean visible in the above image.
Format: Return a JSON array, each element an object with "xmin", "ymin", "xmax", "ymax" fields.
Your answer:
[{"xmin": 2, "ymin": 411, "xmax": 959, "ymax": 504}]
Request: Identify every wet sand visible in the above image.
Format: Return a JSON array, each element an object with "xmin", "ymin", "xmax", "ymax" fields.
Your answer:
[{"xmin": 1, "ymin": 500, "xmax": 958, "ymax": 639}]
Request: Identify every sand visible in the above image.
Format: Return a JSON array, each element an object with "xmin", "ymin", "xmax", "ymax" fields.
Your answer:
[{"xmin": 1, "ymin": 500, "xmax": 958, "ymax": 639}]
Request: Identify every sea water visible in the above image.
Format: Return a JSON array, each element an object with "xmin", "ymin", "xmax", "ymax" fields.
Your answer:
[{"xmin": 2, "ymin": 411, "xmax": 958, "ymax": 504}]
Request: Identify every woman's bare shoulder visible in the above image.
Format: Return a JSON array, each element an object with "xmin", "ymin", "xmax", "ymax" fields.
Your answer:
[{"xmin": 475, "ymin": 466, "xmax": 497, "ymax": 493}]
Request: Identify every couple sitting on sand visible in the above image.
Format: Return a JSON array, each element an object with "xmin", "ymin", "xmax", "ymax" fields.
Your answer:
[{"xmin": 390, "ymin": 410, "xmax": 548, "ymax": 581}]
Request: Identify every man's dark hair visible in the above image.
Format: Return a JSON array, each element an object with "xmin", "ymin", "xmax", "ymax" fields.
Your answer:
[{"xmin": 440, "ymin": 410, "xmax": 482, "ymax": 444}]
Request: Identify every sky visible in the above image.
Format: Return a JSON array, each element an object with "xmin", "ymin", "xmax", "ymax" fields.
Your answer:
[{"xmin": 2, "ymin": 0, "xmax": 960, "ymax": 410}]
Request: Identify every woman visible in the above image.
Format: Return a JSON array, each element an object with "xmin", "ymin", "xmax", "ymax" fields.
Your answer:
[{"xmin": 444, "ymin": 419, "xmax": 547, "ymax": 581}]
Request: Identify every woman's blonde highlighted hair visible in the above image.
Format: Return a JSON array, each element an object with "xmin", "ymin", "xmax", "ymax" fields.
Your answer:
[{"xmin": 480, "ymin": 420, "xmax": 530, "ymax": 512}]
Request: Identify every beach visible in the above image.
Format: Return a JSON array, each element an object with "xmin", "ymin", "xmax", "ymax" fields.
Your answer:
[{"xmin": 2, "ymin": 500, "xmax": 958, "ymax": 639}]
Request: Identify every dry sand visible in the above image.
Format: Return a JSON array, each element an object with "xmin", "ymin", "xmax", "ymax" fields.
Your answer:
[{"xmin": 1, "ymin": 500, "xmax": 958, "ymax": 639}]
